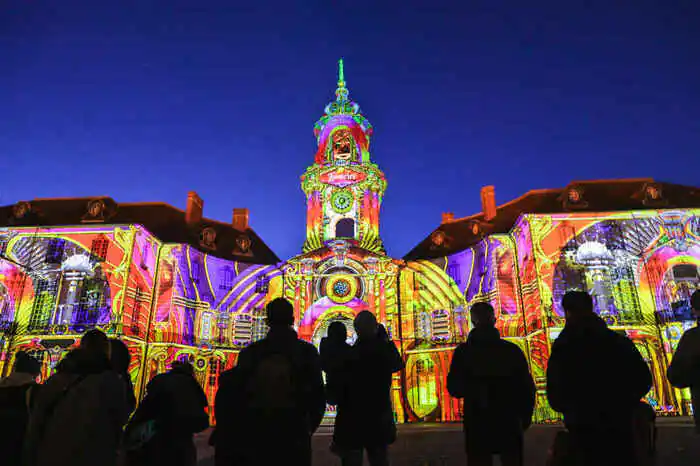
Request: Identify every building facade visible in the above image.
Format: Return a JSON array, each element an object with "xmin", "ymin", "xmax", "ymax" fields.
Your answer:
[{"xmin": 1, "ymin": 62, "xmax": 699, "ymax": 423}]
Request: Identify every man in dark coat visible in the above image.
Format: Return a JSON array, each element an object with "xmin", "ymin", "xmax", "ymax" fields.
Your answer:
[
  {"xmin": 667, "ymin": 289, "xmax": 700, "ymax": 433},
  {"xmin": 125, "ymin": 360, "xmax": 209, "ymax": 466},
  {"xmin": 233, "ymin": 298, "xmax": 326, "ymax": 466},
  {"xmin": 0, "ymin": 351, "xmax": 42, "ymax": 466},
  {"xmin": 25, "ymin": 329, "xmax": 130, "ymax": 466},
  {"xmin": 333, "ymin": 310, "xmax": 404, "ymax": 466},
  {"xmin": 547, "ymin": 291, "xmax": 652, "ymax": 466},
  {"xmin": 447, "ymin": 302, "xmax": 535, "ymax": 466}
]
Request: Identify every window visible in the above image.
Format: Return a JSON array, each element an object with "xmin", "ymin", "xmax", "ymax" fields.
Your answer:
[
  {"xmin": 90, "ymin": 237, "xmax": 109, "ymax": 261},
  {"xmin": 191, "ymin": 263, "xmax": 201, "ymax": 282},
  {"xmin": 220, "ymin": 267, "xmax": 234, "ymax": 290},
  {"xmin": 131, "ymin": 287, "xmax": 143, "ymax": 335},
  {"xmin": 447, "ymin": 264, "xmax": 461, "ymax": 285},
  {"xmin": 252, "ymin": 308, "xmax": 268, "ymax": 342},
  {"xmin": 255, "ymin": 276, "xmax": 269, "ymax": 294},
  {"xmin": 29, "ymin": 279, "xmax": 55, "ymax": 330},
  {"xmin": 46, "ymin": 238, "xmax": 66, "ymax": 265},
  {"xmin": 335, "ymin": 218, "xmax": 355, "ymax": 238},
  {"xmin": 431, "ymin": 310, "xmax": 451, "ymax": 341},
  {"xmin": 233, "ymin": 314, "xmax": 253, "ymax": 344},
  {"xmin": 0, "ymin": 238, "xmax": 7, "ymax": 257}
]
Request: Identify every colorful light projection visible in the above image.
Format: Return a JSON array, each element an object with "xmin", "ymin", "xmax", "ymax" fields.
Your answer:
[
  {"xmin": 302, "ymin": 59, "xmax": 386, "ymax": 254},
  {"xmin": 0, "ymin": 224, "xmax": 281, "ymax": 412},
  {"xmin": 398, "ymin": 209, "xmax": 700, "ymax": 423}
]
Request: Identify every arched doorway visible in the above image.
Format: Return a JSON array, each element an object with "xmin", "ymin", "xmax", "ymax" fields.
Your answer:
[
  {"xmin": 335, "ymin": 218, "xmax": 355, "ymax": 239},
  {"xmin": 311, "ymin": 313, "xmax": 356, "ymax": 349}
]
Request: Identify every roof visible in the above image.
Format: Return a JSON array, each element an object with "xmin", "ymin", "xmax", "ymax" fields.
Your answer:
[
  {"xmin": 404, "ymin": 178, "xmax": 700, "ymax": 260},
  {"xmin": 0, "ymin": 197, "xmax": 280, "ymax": 264}
]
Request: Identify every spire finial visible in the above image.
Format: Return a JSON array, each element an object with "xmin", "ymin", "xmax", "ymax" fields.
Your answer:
[
  {"xmin": 335, "ymin": 58, "xmax": 349, "ymax": 103},
  {"xmin": 338, "ymin": 58, "xmax": 345, "ymax": 86}
]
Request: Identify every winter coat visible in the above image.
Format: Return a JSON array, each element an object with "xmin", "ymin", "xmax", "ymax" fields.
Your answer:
[
  {"xmin": 24, "ymin": 348, "xmax": 129, "ymax": 466},
  {"xmin": 319, "ymin": 337, "xmax": 351, "ymax": 405},
  {"xmin": 212, "ymin": 366, "xmax": 247, "ymax": 466},
  {"xmin": 125, "ymin": 367, "xmax": 208, "ymax": 466},
  {"xmin": 547, "ymin": 314, "xmax": 652, "ymax": 428},
  {"xmin": 447, "ymin": 326, "xmax": 536, "ymax": 454},
  {"xmin": 233, "ymin": 326, "xmax": 326, "ymax": 466},
  {"xmin": 333, "ymin": 335, "xmax": 404, "ymax": 450},
  {"xmin": 0, "ymin": 373, "xmax": 39, "ymax": 466},
  {"xmin": 667, "ymin": 324, "xmax": 700, "ymax": 389}
]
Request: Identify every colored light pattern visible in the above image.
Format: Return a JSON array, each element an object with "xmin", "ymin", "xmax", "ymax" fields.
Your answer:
[
  {"xmin": 1, "ymin": 61, "xmax": 699, "ymax": 426},
  {"xmin": 0, "ymin": 225, "xmax": 279, "ymax": 420},
  {"xmin": 400, "ymin": 210, "xmax": 700, "ymax": 423}
]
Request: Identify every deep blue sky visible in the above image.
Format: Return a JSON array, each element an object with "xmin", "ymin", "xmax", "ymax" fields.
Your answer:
[{"xmin": 1, "ymin": 1, "xmax": 699, "ymax": 259}]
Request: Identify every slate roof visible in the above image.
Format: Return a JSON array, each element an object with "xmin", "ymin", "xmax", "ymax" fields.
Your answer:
[
  {"xmin": 0, "ymin": 197, "xmax": 280, "ymax": 264},
  {"xmin": 404, "ymin": 178, "xmax": 700, "ymax": 260}
]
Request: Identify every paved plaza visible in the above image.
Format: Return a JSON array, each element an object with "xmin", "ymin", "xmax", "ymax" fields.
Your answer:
[{"xmin": 195, "ymin": 418, "xmax": 700, "ymax": 465}]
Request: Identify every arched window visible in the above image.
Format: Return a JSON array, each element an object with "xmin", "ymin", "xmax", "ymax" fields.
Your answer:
[{"xmin": 335, "ymin": 218, "xmax": 355, "ymax": 238}]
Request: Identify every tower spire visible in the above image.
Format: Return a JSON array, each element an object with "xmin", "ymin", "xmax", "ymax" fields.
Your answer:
[
  {"xmin": 338, "ymin": 58, "xmax": 345, "ymax": 86},
  {"xmin": 335, "ymin": 58, "xmax": 349, "ymax": 103}
]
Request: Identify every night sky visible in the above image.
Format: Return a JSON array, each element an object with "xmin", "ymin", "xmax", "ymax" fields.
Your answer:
[{"xmin": 2, "ymin": 1, "xmax": 699, "ymax": 260}]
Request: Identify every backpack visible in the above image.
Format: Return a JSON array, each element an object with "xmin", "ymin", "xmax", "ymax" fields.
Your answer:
[{"xmin": 247, "ymin": 351, "xmax": 298, "ymax": 412}]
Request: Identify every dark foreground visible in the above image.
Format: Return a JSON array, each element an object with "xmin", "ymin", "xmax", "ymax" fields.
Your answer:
[{"xmin": 195, "ymin": 418, "xmax": 700, "ymax": 465}]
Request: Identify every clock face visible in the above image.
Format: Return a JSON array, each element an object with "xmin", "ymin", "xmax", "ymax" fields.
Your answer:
[{"xmin": 331, "ymin": 190, "xmax": 354, "ymax": 214}]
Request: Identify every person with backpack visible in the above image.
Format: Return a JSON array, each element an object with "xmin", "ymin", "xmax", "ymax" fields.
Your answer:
[
  {"xmin": 447, "ymin": 302, "xmax": 535, "ymax": 466},
  {"xmin": 233, "ymin": 297, "xmax": 326, "ymax": 466},
  {"xmin": 333, "ymin": 310, "xmax": 404, "ymax": 466},
  {"xmin": 547, "ymin": 291, "xmax": 652, "ymax": 466},
  {"xmin": 0, "ymin": 351, "xmax": 42, "ymax": 466},
  {"xmin": 24, "ymin": 329, "xmax": 130, "ymax": 466},
  {"xmin": 667, "ymin": 289, "xmax": 700, "ymax": 434},
  {"xmin": 124, "ymin": 360, "xmax": 209, "ymax": 466}
]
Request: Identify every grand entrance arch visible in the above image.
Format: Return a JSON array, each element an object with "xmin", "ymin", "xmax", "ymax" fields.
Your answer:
[{"xmin": 310, "ymin": 307, "xmax": 357, "ymax": 349}]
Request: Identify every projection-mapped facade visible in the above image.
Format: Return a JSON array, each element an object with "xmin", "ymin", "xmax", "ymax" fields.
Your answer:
[{"xmin": 1, "ymin": 61, "xmax": 699, "ymax": 423}]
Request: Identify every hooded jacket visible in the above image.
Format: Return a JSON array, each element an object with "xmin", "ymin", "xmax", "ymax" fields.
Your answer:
[{"xmin": 25, "ymin": 348, "xmax": 129, "ymax": 466}]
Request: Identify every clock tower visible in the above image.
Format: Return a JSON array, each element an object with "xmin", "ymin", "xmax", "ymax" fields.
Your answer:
[{"xmin": 301, "ymin": 59, "xmax": 387, "ymax": 253}]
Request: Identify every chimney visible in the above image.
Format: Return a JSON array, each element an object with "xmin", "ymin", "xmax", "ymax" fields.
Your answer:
[
  {"xmin": 185, "ymin": 191, "xmax": 203, "ymax": 225},
  {"xmin": 233, "ymin": 208, "xmax": 249, "ymax": 231},
  {"xmin": 441, "ymin": 212, "xmax": 455, "ymax": 224},
  {"xmin": 480, "ymin": 185, "xmax": 496, "ymax": 221}
]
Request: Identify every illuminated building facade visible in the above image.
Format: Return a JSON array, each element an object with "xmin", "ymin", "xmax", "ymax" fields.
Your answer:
[{"xmin": 1, "ymin": 61, "xmax": 699, "ymax": 423}]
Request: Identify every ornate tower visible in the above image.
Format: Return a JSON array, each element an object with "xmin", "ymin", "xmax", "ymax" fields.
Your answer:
[{"xmin": 301, "ymin": 60, "xmax": 387, "ymax": 253}]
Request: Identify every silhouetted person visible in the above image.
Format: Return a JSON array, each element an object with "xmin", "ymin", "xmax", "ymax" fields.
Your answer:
[
  {"xmin": 333, "ymin": 311, "xmax": 403, "ymax": 466},
  {"xmin": 667, "ymin": 289, "xmax": 700, "ymax": 433},
  {"xmin": 125, "ymin": 360, "xmax": 209, "ymax": 466},
  {"xmin": 0, "ymin": 351, "xmax": 42, "ymax": 466},
  {"xmin": 547, "ymin": 291, "xmax": 652, "ymax": 466},
  {"xmin": 109, "ymin": 339, "xmax": 136, "ymax": 416},
  {"xmin": 25, "ymin": 329, "xmax": 130, "ymax": 466},
  {"xmin": 234, "ymin": 298, "xmax": 326, "ymax": 466},
  {"xmin": 320, "ymin": 321, "xmax": 352, "ymax": 406},
  {"xmin": 211, "ymin": 365, "xmax": 246, "ymax": 466},
  {"xmin": 446, "ymin": 302, "xmax": 535, "ymax": 466}
]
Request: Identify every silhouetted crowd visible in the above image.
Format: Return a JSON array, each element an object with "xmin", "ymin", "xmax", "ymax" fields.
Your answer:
[{"xmin": 1, "ymin": 290, "xmax": 699, "ymax": 466}]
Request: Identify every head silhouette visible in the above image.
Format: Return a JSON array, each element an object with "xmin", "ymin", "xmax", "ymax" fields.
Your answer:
[
  {"xmin": 266, "ymin": 298, "xmax": 294, "ymax": 328},
  {"xmin": 171, "ymin": 359, "xmax": 195, "ymax": 376},
  {"xmin": 13, "ymin": 351, "xmax": 41, "ymax": 377},
  {"xmin": 470, "ymin": 302, "xmax": 496, "ymax": 328},
  {"xmin": 562, "ymin": 290, "xmax": 594, "ymax": 322},
  {"xmin": 354, "ymin": 311, "xmax": 378, "ymax": 340},
  {"xmin": 109, "ymin": 339, "xmax": 131, "ymax": 375},
  {"xmin": 80, "ymin": 329, "xmax": 110, "ymax": 357},
  {"xmin": 691, "ymin": 289, "xmax": 700, "ymax": 318},
  {"xmin": 327, "ymin": 321, "xmax": 347, "ymax": 343}
]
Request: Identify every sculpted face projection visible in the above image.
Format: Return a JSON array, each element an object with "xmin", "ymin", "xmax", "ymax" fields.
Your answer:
[{"xmin": 331, "ymin": 129, "xmax": 354, "ymax": 162}]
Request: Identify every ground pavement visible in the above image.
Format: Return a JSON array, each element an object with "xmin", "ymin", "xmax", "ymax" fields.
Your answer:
[{"xmin": 195, "ymin": 417, "xmax": 700, "ymax": 465}]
